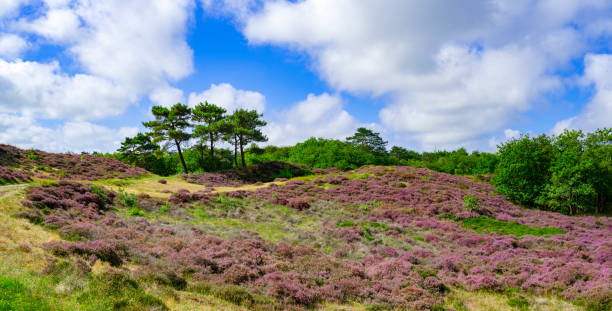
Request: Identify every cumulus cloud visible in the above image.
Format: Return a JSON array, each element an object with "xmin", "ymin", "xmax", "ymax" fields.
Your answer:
[
  {"xmin": 504, "ymin": 129, "xmax": 521, "ymax": 140},
  {"xmin": 0, "ymin": 0, "xmax": 27, "ymax": 19},
  {"xmin": 0, "ymin": 33, "xmax": 27, "ymax": 58},
  {"xmin": 235, "ymin": 0, "xmax": 612, "ymax": 149},
  {"xmin": 264, "ymin": 93, "xmax": 364, "ymax": 146},
  {"xmin": 15, "ymin": 7, "xmax": 81, "ymax": 42},
  {"xmin": 551, "ymin": 53, "xmax": 612, "ymax": 134},
  {"xmin": 0, "ymin": 114, "xmax": 137, "ymax": 152},
  {"xmin": 1, "ymin": 0, "xmax": 194, "ymax": 121},
  {"xmin": 188, "ymin": 83, "xmax": 266, "ymax": 112},
  {"xmin": 150, "ymin": 85, "xmax": 185, "ymax": 107},
  {"xmin": 0, "ymin": 59, "xmax": 132, "ymax": 120}
]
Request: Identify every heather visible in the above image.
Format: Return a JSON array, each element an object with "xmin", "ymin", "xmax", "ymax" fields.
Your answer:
[
  {"xmin": 0, "ymin": 165, "xmax": 31, "ymax": 185},
  {"xmin": 9, "ymin": 165, "xmax": 611, "ymax": 310},
  {"xmin": 0, "ymin": 144, "xmax": 148, "ymax": 180},
  {"xmin": 181, "ymin": 162, "xmax": 316, "ymax": 187}
]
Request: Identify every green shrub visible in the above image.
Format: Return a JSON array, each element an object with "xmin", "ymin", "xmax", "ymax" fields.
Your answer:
[
  {"xmin": 28, "ymin": 149, "xmax": 38, "ymax": 161},
  {"xmin": 127, "ymin": 207, "xmax": 145, "ymax": 217},
  {"xmin": 89, "ymin": 185, "xmax": 108, "ymax": 203},
  {"xmin": 495, "ymin": 134, "xmax": 554, "ymax": 207},
  {"xmin": 463, "ymin": 195, "xmax": 479, "ymax": 212},
  {"xmin": 118, "ymin": 191, "xmax": 137, "ymax": 208}
]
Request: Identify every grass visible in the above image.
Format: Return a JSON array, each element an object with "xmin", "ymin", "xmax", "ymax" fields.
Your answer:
[
  {"xmin": 445, "ymin": 288, "xmax": 581, "ymax": 311},
  {"xmin": 460, "ymin": 216, "xmax": 566, "ymax": 237},
  {"xmin": 0, "ymin": 275, "xmax": 51, "ymax": 310}
]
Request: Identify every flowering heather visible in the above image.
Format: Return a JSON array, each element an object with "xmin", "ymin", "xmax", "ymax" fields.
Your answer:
[
  {"xmin": 0, "ymin": 165, "xmax": 31, "ymax": 184},
  {"xmin": 181, "ymin": 161, "xmax": 324, "ymax": 187},
  {"xmin": 0, "ymin": 144, "xmax": 147, "ymax": 180},
  {"xmin": 17, "ymin": 166, "xmax": 612, "ymax": 310},
  {"xmin": 181, "ymin": 173, "xmax": 242, "ymax": 187}
]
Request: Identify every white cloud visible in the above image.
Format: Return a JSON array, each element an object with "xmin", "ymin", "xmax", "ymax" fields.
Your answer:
[
  {"xmin": 0, "ymin": 0, "xmax": 28, "ymax": 19},
  {"xmin": 1, "ymin": 0, "xmax": 194, "ymax": 122},
  {"xmin": 0, "ymin": 33, "xmax": 27, "ymax": 58},
  {"xmin": 0, "ymin": 59, "xmax": 132, "ymax": 120},
  {"xmin": 16, "ymin": 8, "xmax": 81, "ymax": 42},
  {"xmin": 237, "ymin": 0, "xmax": 612, "ymax": 149},
  {"xmin": 504, "ymin": 129, "xmax": 521, "ymax": 140},
  {"xmin": 264, "ymin": 93, "xmax": 363, "ymax": 146},
  {"xmin": 552, "ymin": 53, "xmax": 612, "ymax": 134},
  {"xmin": 149, "ymin": 85, "xmax": 185, "ymax": 107},
  {"xmin": 188, "ymin": 83, "xmax": 266, "ymax": 112},
  {"xmin": 0, "ymin": 114, "xmax": 137, "ymax": 152}
]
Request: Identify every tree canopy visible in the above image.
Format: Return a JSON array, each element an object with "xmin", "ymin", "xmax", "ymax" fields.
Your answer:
[{"xmin": 142, "ymin": 103, "xmax": 192, "ymax": 174}]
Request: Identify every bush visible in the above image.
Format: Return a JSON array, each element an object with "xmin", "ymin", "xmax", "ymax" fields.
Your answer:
[
  {"xmin": 463, "ymin": 195, "xmax": 479, "ymax": 212},
  {"xmin": 495, "ymin": 134, "xmax": 554, "ymax": 207}
]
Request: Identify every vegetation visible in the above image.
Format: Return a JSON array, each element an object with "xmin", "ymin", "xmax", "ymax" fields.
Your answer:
[
  {"xmin": 0, "ymin": 141, "xmax": 609, "ymax": 310},
  {"xmin": 495, "ymin": 129, "xmax": 611, "ymax": 215},
  {"xmin": 143, "ymin": 103, "xmax": 193, "ymax": 174},
  {"xmin": 460, "ymin": 216, "xmax": 566, "ymax": 237}
]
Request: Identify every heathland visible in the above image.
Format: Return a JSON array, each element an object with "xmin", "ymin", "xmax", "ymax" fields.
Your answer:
[{"xmin": 0, "ymin": 142, "xmax": 610, "ymax": 311}]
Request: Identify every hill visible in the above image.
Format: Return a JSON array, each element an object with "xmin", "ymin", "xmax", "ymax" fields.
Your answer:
[{"xmin": 0, "ymin": 146, "xmax": 610, "ymax": 310}]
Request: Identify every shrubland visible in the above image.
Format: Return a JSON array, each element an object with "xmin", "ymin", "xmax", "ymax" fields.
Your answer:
[{"xmin": 2, "ymin": 161, "xmax": 609, "ymax": 310}]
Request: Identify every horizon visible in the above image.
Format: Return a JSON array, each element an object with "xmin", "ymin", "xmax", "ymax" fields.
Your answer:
[{"xmin": 0, "ymin": 0, "xmax": 611, "ymax": 153}]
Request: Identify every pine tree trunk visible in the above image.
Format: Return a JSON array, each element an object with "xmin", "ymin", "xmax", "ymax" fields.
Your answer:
[
  {"xmin": 233, "ymin": 135, "xmax": 238, "ymax": 167},
  {"xmin": 176, "ymin": 141, "xmax": 188, "ymax": 174},
  {"xmin": 209, "ymin": 133, "xmax": 215, "ymax": 170},
  {"xmin": 199, "ymin": 142, "xmax": 205, "ymax": 170},
  {"xmin": 239, "ymin": 135, "xmax": 246, "ymax": 168}
]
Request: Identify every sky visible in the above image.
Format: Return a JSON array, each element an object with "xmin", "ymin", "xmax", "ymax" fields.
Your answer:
[{"xmin": 0, "ymin": 0, "xmax": 611, "ymax": 153}]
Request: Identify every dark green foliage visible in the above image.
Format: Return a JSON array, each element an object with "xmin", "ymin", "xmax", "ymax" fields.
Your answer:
[
  {"xmin": 288, "ymin": 138, "xmax": 375, "ymax": 170},
  {"xmin": 143, "ymin": 103, "xmax": 192, "ymax": 174},
  {"xmin": 495, "ymin": 134, "xmax": 554, "ymax": 207},
  {"xmin": 117, "ymin": 133, "xmax": 159, "ymax": 171},
  {"xmin": 537, "ymin": 130, "xmax": 597, "ymax": 215},
  {"xmin": 0, "ymin": 275, "xmax": 50, "ymax": 311},
  {"xmin": 231, "ymin": 109, "xmax": 268, "ymax": 168},
  {"xmin": 495, "ymin": 128, "xmax": 611, "ymax": 214},
  {"xmin": 346, "ymin": 127, "xmax": 388, "ymax": 162},
  {"xmin": 192, "ymin": 101, "xmax": 228, "ymax": 170},
  {"xmin": 460, "ymin": 216, "xmax": 565, "ymax": 237}
]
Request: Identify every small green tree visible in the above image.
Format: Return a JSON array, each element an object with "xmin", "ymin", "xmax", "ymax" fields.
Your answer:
[
  {"xmin": 495, "ymin": 134, "xmax": 554, "ymax": 207},
  {"xmin": 583, "ymin": 128, "xmax": 611, "ymax": 214},
  {"xmin": 538, "ymin": 130, "xmax": 596, "ymax": 215},
  {"xmin": 346, "ymin": 127, "xmax": 388, "ymax": 158},
  {"xmin": 117, "ymin": 133, "xmax": 159, "ymax": 169},
  {"xmin": 143, "ymin": 103, "xmax": 192, "ymax": 174},
  {"xmin": 231, "ymin": 109, "xmax": 268, "ymax": 168},
  {"xmin": 192, "ymin": 101, "xmax": 227, "ymax": 170}
]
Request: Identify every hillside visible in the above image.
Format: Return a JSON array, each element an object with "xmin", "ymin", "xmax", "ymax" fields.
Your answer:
[{"xmin": 0, "ymin": 146, "xmax": 610, "ymax": 310}]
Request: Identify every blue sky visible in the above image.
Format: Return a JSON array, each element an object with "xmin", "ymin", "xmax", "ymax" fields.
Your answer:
[{"xmin": 0, "ymin": 0, "xmax": 611, "ymax": 152}]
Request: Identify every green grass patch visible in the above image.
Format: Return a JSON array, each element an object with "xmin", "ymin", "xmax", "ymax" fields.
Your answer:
[
  {"xmin": 460, "ymin": 216, "xmax": 565, "ymax": 237},
  {"xmin": 0, "ymin": 275, "xmax": 51, "ymax": 311}
]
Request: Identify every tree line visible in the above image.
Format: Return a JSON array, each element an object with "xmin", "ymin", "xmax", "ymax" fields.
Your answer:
[
  {"xmin": 111, "ymin": 106, "xmax": 610, "ymax": 215},
  {"xmin": 495, "ymin": 128, "xmax": 611, "ymax": 215}
]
